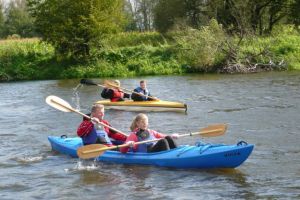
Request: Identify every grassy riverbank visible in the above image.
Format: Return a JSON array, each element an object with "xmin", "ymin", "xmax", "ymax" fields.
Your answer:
[{"xmin": 1, "ymin": 28, "xmax": 300, "ymax": 81}]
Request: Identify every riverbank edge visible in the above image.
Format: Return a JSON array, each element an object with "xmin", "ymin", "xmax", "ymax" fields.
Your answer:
[{"xmin": 1, "ymin": 32, "xmax": 299, "ymax": 82}]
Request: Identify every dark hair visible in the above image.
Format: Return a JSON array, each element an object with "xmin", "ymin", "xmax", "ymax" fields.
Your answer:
[{"xmin": 140, "ymin": 80, "xmax": 146, "ymax": 84}]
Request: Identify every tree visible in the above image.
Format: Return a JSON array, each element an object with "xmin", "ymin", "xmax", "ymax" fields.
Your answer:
[
  {"xmin": 4, "ymin": 0, "xmax": 36, "ymax": 37},
  {"xmin": 290, "ymin": 0, "xmax": 300, "ymax": 26},
  {"xmin": 153, "ymin": 0, "xmax": 223, "ymax": 33},
  {"xmin": 0, "ymin": 0, "xmax": 4, "ymax": 38},
  {"xmin": 153, "ymin": 0, "xmax": 186, "ymax": 33},
  {"xmin": 27, "ymin": 0, "xmax": 126, "ymax": 59},
  {"xmin": 153, "ymin": 0, "xmax": 297, "ymax": 35},
  {"xmin": 123, "ymin": 0, "xmax": 138, "ymax": 31},
  {"xmin": 125, "ymin": 0, "xmax": 158, "ymax": 31},
  {"xmin": 205, "ymin": 0, "xmax": 295, "ymax": 35}
]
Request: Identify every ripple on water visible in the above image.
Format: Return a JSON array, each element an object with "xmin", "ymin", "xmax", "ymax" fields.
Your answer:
[
  {"xmin": 14, "ymin": 155, "xmax": 45, "ymax": 164},
  {"xmin": 0, "ymin": 183, "xmax": 29, "ymax": 192},
  {"xmin": 208, "ymin": 107, "xmax": 250, "ymax": 113},
  {"xmin": 65, "ymin": 161, "xmax": 123, "ymax": 186},
  {"xmin": 1, "ymin": 73, "xmax": 300, "ymax": 199}
]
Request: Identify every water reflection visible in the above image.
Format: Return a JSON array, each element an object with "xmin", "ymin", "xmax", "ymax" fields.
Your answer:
[{"xmin": 78, "ymin": 170, "xmax": 118, "ymax": 186}]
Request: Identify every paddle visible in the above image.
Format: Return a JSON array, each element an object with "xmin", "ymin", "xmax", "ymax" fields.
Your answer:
[
  {"xmin": 77, "ymin": 138, "xmax": 161, "ymax": 159},
  {"xmin": 80, "ymin": 79, "xmax": 106, "ymax": 88},
  {"xmin": 80, "ymin": 79, "xmax": 158, "ymax": 100},
  {"xmin": 77, "ymin": 123, "xmax": 227, "ymax": 159},
  {"xmin": 45, "ymin": 95, "xmax": 128, "ymax": 137}
]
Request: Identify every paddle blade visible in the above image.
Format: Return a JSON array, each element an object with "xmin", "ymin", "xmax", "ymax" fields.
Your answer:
[
  {"xmin": 77, "ymin": 144, "xmax": 107, "ymax": 159},
  {"xmin": 104, "ymin": 80, "xmax": 119, "ymax": 88},
  {"xmin": 199, "ymin": 124, "xmax": 227, "ymax": 137},
  {"xmin": 45, "ymin": 95, "xmax": 73, "ymax": 112},
  {"xmin": 80, "ymin": 79, "xmax": 97, "ymax": 86}
]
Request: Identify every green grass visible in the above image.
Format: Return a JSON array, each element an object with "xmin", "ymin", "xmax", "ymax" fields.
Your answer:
[
  {"xmin": 1, "ymin": 27, "xmax": 300, "ymax": 81},
  {"xmin": 238, "ymin": 32, "xmax": 300, "ymax": 70}
]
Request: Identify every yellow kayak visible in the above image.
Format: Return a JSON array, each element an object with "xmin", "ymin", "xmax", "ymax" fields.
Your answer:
[{"xmin": 95, "ymin": 100, "xmax": 187, "ymax": 112}]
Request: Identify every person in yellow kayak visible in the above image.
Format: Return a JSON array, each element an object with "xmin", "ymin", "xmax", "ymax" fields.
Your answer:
[
  {"xmin": 101, "ymin": 80, "xmax": 130, "ymax": 102},
  {"xmin": 77, "ymin": 104, "xmax": 127, "ymax": 146},
  {"xmin": 131, "ymin": 80, "xmax": 158, "ymax": 101},
  {"xmin": 120, "ymin": 113, "xmax": 178, "ymax": 153}
]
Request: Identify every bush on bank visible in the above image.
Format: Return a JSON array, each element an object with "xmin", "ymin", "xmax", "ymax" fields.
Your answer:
[{"xmin": 0, "ymin": 26, "xmax": 299, "ymax": 81}]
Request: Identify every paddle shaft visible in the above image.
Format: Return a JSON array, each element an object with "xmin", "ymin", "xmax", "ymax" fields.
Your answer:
[
  {"xmin": 177, "ymin": 128, "xmax": 225, "ymax": 138},
  {"xmin": 48, "ymin": 98, "xmax": 128, "ymax": 137},
  {"xmin": 82, "ymin": 138, "xmax": 161, "ymax": 154}
]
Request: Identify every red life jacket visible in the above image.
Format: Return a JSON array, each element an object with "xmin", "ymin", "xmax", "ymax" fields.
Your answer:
[
  {"xmin": 77, "ymin": 120, "xmax": 93, "ymax": 137},
  {"xmin": 111, "ymin": 88, "xmax": 124, "ymax": 102}
]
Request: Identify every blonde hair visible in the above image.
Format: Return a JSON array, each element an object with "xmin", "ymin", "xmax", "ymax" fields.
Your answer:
[
  {"xmin": 130, "ymin": 113, "xmax": 148, "ymax": 131},
  {"xmin": 91, "ymin": 104, "xmax": 104, "ymax": 113},
  {"xmin": 114, "ymin": 80, "xmax": 120, "ymax": 87}
]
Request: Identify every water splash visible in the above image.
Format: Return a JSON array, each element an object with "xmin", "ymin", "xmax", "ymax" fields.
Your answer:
[
  {"xmin": 72, "ymin": 83, "xmax": 82, "ymax": 111},
  {"xmin": 70, "ymin": 159, "xmax": 101, "ymax": 171},
  {"xmin": 15, "ymin": 155, "xmax": 44, "ymax": 164}
]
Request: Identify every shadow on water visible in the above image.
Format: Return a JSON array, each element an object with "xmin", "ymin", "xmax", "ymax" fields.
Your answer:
[
  {"xmin": 206, "ymin": 168, "xmax": 257, "ymax": 199},
  {"xmin": 77, "ymin": 170, "xmax": 119, "ymax": 186}
]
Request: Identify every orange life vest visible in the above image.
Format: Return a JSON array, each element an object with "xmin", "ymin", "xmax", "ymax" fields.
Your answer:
[{"xmin": 111, "ymin": 88, "xmax": 124, "ymax": 102}]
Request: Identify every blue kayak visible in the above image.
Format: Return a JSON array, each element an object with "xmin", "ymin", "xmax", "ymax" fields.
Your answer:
[{"xmin": 48, "ymin": 136, "xmax": 254, "ymax": 169}]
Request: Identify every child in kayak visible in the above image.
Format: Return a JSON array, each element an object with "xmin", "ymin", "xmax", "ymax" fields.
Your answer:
[
  {"xmin": 101, "ymin": 80, "xmax": 130, "ymax": 102},
  {"xmin": 131, "ymin": 80, "xmax": 158, "ymax": 101},
  {"xmin": 120, "ymin": 113, "xmax": 178, "ymax": 153},
  {"xmin": 77, "ymin": 104, "xmax": 127, "ymax": 146}
]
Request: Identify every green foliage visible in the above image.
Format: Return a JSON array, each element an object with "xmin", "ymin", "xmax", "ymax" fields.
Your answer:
[
  {"xmin": 0, "ymin": 36, "xmax": 183, "ymax": 81},
  {"xmin": 51, "ymin": 44, "xmax": 183, "ymax": 79},
  {"xmin": 3, "ymin": 0, "xmax": 36, "ymax": 38},
  {"xmin": 0, "ymin": 2, "xmax": 4, "ymax": 38},
  {"xmin": 94, "ymin": 44, "xmax": 183, "ymax": 76},
  {"xmin": 231, "ymin": 25, "xmax": 300, "ymax": 70},
  {"xmin": 153, "ymin": 0, "xmax": 299, "ymax": 35},
  {"xmin": 6, "ymin": 34, "xmax": 21, "ymax": 39},
  {"xmin": 270, "ymin": 25, "xmax": 300, "ymax": 69},
  {"xmin": 0, "ymin": 38, "xmax": 55, "ymax": 80},
  {"xmin": 173, "ymin": 19, "xmax": 226, "ymax": 72},
  {"xmin": 154, "ymin": 0, "xmax": 185, "ymax": 33},
  {"xmin": 1, "ymin": 27, "xmax": 300, "ymax": 81},
  {"xmin": 290, "ymin": 0, "xmax": 300, "ymax": 26},
  {"xmin": 101, "ymin": 32, "xmax": 166, "ymax": 48},
  {"xmin": 27, "ymin": 0, "xmax": 126, "ymax": 59}
]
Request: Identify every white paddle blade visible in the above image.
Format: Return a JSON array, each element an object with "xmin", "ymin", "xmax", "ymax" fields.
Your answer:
[{"xmin": 45, "ymin": 95, "xmax": 73, "ymax": 112}]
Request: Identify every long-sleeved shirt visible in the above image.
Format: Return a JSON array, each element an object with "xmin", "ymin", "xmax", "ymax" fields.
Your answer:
[{"xmin": 120, "ymin": 129, "xmax": 165, "ymax": 153}]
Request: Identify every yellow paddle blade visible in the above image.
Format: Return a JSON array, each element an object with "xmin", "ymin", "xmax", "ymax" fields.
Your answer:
[
  {"xmin": 46, "ymin": 95, "xmax": 73, "ymax": 112},
  {"xmin": 104, "ymin": 80, "xmax": 119, "ymax": 88},
  {"xmin": 77, "ymin": 144, "xmax": 109, "ymax": 159},
  {"xmin": 199, "ymin": 124, "xmax": 227, "ymax": 137}
]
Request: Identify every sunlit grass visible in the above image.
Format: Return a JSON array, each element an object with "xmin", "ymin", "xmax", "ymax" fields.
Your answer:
[{"xmin": 1, "ymin": 28, "xmax": 300, "ymax": 81}]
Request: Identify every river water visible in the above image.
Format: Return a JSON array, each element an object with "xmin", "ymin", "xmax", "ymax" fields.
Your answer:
[{"xmin": 0, "ymin": 72, "xmax": 299, "ymax": 199}]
